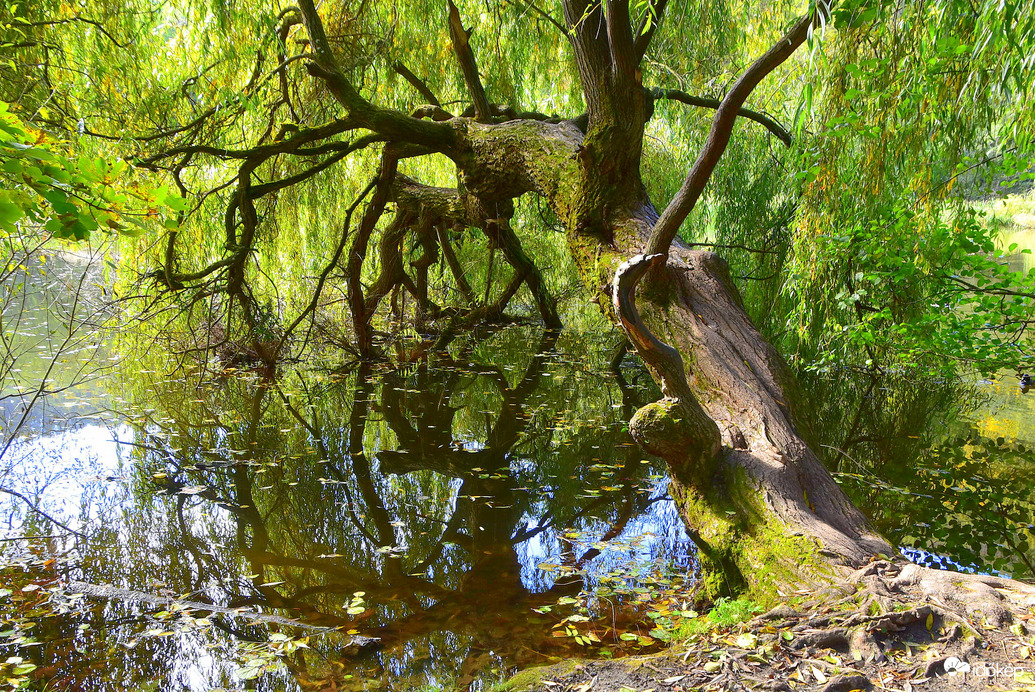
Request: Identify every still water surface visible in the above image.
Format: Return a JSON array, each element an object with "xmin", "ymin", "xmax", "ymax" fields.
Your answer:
[{"xmin": 1, "ymin": 252, "xmax": 1033, "ymax": 691}]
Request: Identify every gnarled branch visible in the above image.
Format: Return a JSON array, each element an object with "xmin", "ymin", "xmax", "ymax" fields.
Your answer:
[
  {"xmin": 612, "ymin": 254, "xmax": 721, "ymax": 477},
  {"xmin": 612, "ymin": 254, "xmax": 690, "ymax": 399},
  {"xmin": 652, "ymin": 88, "xmax": 792, "ymax": 146}
]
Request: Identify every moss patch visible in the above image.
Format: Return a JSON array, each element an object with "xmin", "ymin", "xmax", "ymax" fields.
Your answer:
[
  {"xmin": 493, "ymin": 659, "xmax": 587, "ymax": 691},
  {"xmin": 669, "ymin": 469, "xmax": 837, "ymax": 606}
]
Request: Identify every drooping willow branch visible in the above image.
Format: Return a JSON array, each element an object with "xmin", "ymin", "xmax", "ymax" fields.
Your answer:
[
  {"xmin": 136, "ymin": 118, "xmax": 359, "ymax": 167},
  {"xmin": 156, "ymin": 133, "xmax": 383, "ymax": 292},
  {"xmin": 274, "ymin": 177, "xmax": 379, "ymax": 360},
  {"xmin": 249, "ymin": 134, "xmax": 384, "ymax": 198}
]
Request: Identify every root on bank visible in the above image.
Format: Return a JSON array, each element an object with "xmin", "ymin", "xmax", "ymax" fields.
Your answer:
[{"xmin": 504, "ymin": 560, "xmax": 1035, "ymax": 692}]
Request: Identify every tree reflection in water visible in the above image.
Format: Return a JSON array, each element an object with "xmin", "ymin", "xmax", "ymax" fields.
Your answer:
[{"xmin": 9, "ymin": 327, "xmax": 694, "ymax": 691}]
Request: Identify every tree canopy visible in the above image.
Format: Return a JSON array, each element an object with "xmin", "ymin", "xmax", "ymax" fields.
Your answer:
[{"xmin": 3, "ymin": 0, "xmax": 1034, "ymax": 373}]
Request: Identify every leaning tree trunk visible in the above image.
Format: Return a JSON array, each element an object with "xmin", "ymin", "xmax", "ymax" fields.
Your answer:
[
  {"xmin": 618, "ymin": 243, "xmax": 891, "ymax": 599},
  {"xmin": 291, "ymin": 0, "xmax": 1025, "ymax": 608},
  {"xmin": 447, "ymin": 114, "xmax": 892, "ymax": 601},
  {"xmin": 570, "ymin": 212, "xmax": 892, "ymax": 600}
]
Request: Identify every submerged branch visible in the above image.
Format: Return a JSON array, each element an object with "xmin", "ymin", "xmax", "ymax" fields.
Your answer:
[{"xmin": 65, "ymin": 581, "xmax": 346, "ymax": 632}]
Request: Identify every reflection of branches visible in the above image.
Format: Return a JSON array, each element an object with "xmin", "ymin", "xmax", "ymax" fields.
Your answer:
[
  {"xmin": 0, "ymin": 487, "xmax": 84, "ymax": 538},
  {"xmin": 274, "ymin": 372, "xmax": 379, "ymax": 546},
  {"xmin": 1, "ymin": 236, "xmax": 117, "ymax": 537}
]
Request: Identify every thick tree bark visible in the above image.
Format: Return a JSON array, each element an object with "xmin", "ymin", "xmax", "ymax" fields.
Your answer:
[
  {"xmin": 565, "ymin": 194, "xmax": 891, "ymax": 598},
  {"xmin": 448, "ymin": 115, "xmax": 893, "ymax": 599},
  {"xmin": 634, "ymin": 244, "xmax": 891, "ymax": 597},
  {"xmin": 295, "ymin": 0, "xmax": 891, "ymax": 599}
]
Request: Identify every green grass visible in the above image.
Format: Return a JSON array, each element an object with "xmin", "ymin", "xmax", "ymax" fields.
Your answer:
[
  {"xmin": 671, "ymin": 597, "xmax": 765, "ymax": 639},
  {"xmin": 974, "ymin": 190, "xmax": 1035, "ymax": 237}
]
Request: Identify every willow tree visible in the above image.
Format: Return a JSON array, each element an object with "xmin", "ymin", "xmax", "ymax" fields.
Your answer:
[{"xmin": 4, "ymin": 0, "xmax": 1035, "ymax": 615}]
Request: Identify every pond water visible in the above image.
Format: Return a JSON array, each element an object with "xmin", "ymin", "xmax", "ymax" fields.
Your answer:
[
  {"xmin": 1, "ymin": 250, "xmax": 1034, "ymax": 691},
  {"xmin": 2, "ymin": 253, "xmax": 701, "ymax": 690}
]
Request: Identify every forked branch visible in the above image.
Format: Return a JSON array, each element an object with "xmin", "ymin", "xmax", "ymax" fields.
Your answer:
[
  {"xmin": 297, "ymin": 0, "xmax": 455, "ymax": 149},
  {"xmin": 633, "ymin": 0, "xmax": 668, "ymax": 61},
  {"xmin": 646, "ymin": 11, "xmax": 818, "ymax": 258}
]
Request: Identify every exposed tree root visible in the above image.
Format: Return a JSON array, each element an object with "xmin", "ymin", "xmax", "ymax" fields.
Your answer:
[{"xmin": 506, "ymin": 559, "xmax": 1035, "ymax": 691}]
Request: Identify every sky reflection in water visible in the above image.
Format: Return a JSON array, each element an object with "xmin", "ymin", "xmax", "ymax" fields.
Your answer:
[{"xmin": 1, "ymin": 325, "xmax": 698, "ymax": 691}]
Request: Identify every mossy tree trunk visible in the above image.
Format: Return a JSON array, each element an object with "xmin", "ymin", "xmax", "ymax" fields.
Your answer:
[{"xmin": 292, "ymin": 0, "xmax": 894, "ymax": 600}]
